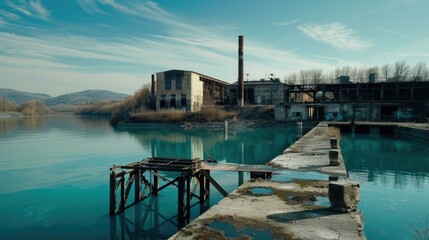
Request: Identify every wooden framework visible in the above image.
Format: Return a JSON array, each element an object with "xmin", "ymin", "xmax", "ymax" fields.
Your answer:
[
  {"xmin": 109, "ymin": 157, "xmax": 232, "ymax": 226},
  {"xmin": 109, "ymin": 156, "xmax": 277, "ymax": 238}
]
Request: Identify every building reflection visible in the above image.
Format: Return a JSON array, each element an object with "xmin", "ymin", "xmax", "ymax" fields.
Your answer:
[
  {"xmin": 109, "ymin": 189, "xmax": 211, "ymax": 240},
  {"xmin": 118, "ymin": 125, "xmax": 295, "ymax": 166},
  {"xmin": 341, "ymin": 133, "xmax": 429, "ymax": 189}
]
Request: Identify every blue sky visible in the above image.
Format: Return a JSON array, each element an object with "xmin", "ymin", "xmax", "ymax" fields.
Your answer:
[{"xmin": 1, "ymin": 0, "xmax": 428, "ymax": 96}]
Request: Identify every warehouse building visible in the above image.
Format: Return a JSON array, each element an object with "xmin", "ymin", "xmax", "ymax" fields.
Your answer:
[{"xmin": 154, "ymin": 70, "xmax": 228, "ymax": 112}]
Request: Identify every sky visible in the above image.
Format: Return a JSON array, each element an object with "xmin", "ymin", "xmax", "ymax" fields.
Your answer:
[{"xmin": 1, "ymin": 0, "xmax": 428, "ymax": 96}]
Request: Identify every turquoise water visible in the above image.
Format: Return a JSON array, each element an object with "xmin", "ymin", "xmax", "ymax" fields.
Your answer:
[
  {"xmin": 208, "ymin": 221, "xmax": 279, "ymax": 239},
  {"xmin": 0, "ymin": 116, "xmax": 296, "ymax": 239},
  {"xmin": 341, "ymin": 133, "xmax": 429, "ymax": 240}
]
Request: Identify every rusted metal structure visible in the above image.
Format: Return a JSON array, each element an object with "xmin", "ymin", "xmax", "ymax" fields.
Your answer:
[
  {"xmin": 278, "ymin": 81, "xmax": 429, "ymax": 121},
  {"xmin": 227, "ymin": 78, "xmax": 285, "ymax": 104},
  {"xmin": 200, "ymin": 75, "xmax": 227, "ymax": 105},
  {"xmin": 150, "ymin": 74, "xmax": 156, "ymax": 98},
  {"xmin": 109, "ymin": 157, "xmax": 275, "ymax": 230}
]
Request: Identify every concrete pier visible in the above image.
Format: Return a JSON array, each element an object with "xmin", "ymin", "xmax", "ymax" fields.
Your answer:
[
  {"xmin": 170, "ymin": 123, "xmax": 365, "ymax": 240},
  {"xmin": 328, "ymin": 121, "xmax": 429, "ymax": 141},
  {"xmin": 269, "ymin": 122, "xmax": 347, "ymax": 177}
]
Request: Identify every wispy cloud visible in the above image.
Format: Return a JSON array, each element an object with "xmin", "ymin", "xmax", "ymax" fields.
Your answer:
[
  {"xmin": 307, "ymin": 54, "xmax": 363, "ymax": 66},
  {"xmin": 373, "ymin": 26, "xmax": 405, "ymax": 37},
  {"xmin": 272, "ymin": 19, "xmax": 301, "ymax": 26},
  {"xmin": 348, "ymin": 0, "xmax": 413, "ymax": 23},
  {"xmin": 0, "ymin": 9, "xmax": 21, "ymax": 21},
  {"xmin": 0, "ymin": 32, "xmax": 235, "ymax": 74},
  {"xmin": 3, "ymin": 0, "xmax": 50, "ymax": 21},
  {"xmin": 217, "ymin": 25, "xmax": 238, "ymax": 30},
  {"xmin": 77, "ymin": 0, "xmax": 108, "ymax": 15},
  {"xmin": 0, "ymin": 56, "xmax": 74, "ymax": 69},
  {"xmin": 386, "ymin": 52, "xmax": 429, "ymax": 57},
  {"xmin": 297, "ymin": 22, "xmax": 372, "ymax": 51}
]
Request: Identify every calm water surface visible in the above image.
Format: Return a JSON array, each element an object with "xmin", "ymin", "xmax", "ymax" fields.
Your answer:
[
  {"xmin": 0, "ymin": 116, "xmax": 297, "ymax": 239},
  {"xmin": 341, "ymin": 133, "xmax": 429, "ymax": 240}
]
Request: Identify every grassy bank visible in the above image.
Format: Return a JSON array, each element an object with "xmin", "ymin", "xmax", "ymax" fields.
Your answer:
[
  {"xmin": 123, "ymin": 106, "xmax": 236, "ymax": 124},
  {"xmin": 0, "ymin": 111, "xmax": 24, "ymax": 118}
]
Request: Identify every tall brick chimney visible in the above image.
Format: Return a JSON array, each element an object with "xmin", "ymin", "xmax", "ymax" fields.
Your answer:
[
  {"xmin": 238, "ymin": 35, "xmax": 244, "ymax": 107},
  {"xmin": 151, "ymin": 74, "xmax": 156, "ymax": 97}
]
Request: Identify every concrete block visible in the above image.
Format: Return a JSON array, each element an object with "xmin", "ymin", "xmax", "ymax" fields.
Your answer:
[
  {"xmin": 250, "ymin": 172, "xmax": 272, "ymax": 180},
  {"xmin": 330, "ymin": 138, "xmax": 338, "ymax": 149},
  {"xmin": 329, "ymin": 181, "xmax": 360, "ymax": 213},
  {"xmin": 329, "ymin": 150, "xmax": 340, "ymax": 166}
]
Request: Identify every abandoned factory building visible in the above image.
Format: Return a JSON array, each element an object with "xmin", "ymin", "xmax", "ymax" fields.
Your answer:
[
  {"xmin": 276, "ymin": 81, "xmax": 429, "ymax": 122},
  {"xmin": 152, "ymin": 70, "xmax": 429, "ymax": 122},
  {"xmin": 154, "ymin": 70, "xmax": 227, "ymax": 112},
  {"xmin": 226, "ymin": 78, "xmax": 285, "ymax": 105}
]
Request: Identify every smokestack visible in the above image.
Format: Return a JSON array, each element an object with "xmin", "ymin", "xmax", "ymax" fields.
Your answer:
[
  {"xmin": 238, "ymin": 35, "xmax": 244, "ymax": 107},
  {"xmin": 151, "ymin": 74, "xmax": 156, "ymax": 97}
]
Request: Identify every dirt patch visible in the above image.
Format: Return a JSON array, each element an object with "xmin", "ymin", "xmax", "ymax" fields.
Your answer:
[
  {"xmin": 186, "ymin": 215, "xmax": 294, "ymax": 240},
  {"xmin": 293, "ymin": 179, "xmax": 328, "ymax": 188}
]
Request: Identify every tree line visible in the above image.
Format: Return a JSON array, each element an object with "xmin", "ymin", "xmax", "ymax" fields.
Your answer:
[
  {"xmin": 1, "ymin": 97, "xmax": 51, "ymax": 116},
  {"xmin": 284, "ymin": 61, "xmax": 429, "ymax": 85}
]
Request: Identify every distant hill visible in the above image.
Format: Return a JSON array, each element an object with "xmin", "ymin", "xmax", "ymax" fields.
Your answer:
[
  {"xmin": 44, "ymin": 90, "xmax": 129, "ymax": 106},
  {"xmin": 0, "ymin": 88, "xmax": 129, "ymax": 106},
  {"xmin": 0, "ymin": 88, "xmax": 52, "ymax": 104}
]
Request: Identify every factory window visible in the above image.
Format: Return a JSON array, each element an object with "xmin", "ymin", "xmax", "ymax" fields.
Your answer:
[
  {"xmin": 176, "ymin": 78, "xmax": 182, "ymax": 90},
  {"xmin": 170, "ymin": 94, "xmax": 176, "ymax": 108},
  {"xmin": 160, "ymin": 94, "xmax": 166, "ymax": 109},
  {"xmin": 165, "ymin": 78, "xmax": 172, "ymax": 90},
  {"xmin": 181, "ymin": 94, "xmax": 187, "ymax": 108}
]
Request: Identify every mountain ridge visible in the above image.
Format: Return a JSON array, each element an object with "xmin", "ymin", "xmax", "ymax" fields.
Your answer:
[{"xmin": 0, "ymin": 88, "xmax": 129, "ymax": 106}]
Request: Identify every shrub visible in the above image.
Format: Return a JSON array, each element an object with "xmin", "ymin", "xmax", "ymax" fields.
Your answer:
[
  {"xmin": 18, "ymin": 100, "xmax": 52, "ymax": 116},
  {"xmin": 75, "ymin": 84, "xmax": 152, "ymax": 116},
  {"xmin": 124, "ymin": 106, "xmax": 236, "ymax": 124},
  {"xmin": 126, "ymin": 109, "xmax": 186, "ymax": 123},
  {"xmin": 1, "ymin": 97, "xmax": 18, "ymax": 112}
]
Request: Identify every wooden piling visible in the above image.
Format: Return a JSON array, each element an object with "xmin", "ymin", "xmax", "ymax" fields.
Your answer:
[
  {"xmin": 204, "ymin": 170, "xmax": 210, "ymax": 198},
  {"xmin": 177, "ymin": 176, "xmax": 185, "ymax": 223},
  {"xmin": 153, "ymin": 170, "xmax": 159, "ymax": 195},
  {"xmin": 134, "ymin": 170, "xmax": 141, "ymax": 202},
  {"xmin": 186, "ymin": 174, "xmax": 191, "ymax": 221},
  {"xmin": 119, "ymin": 176, "xmax": 125, "ymax": 212},
  {"xmin": 109, "ymin": 171, "xmax": 117, "ymax": 215}
]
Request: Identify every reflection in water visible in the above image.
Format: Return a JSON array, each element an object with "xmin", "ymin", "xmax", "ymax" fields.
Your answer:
[
  {"xmin": 341, "ymin": 133, "xmax": 429, "ymax": 240},
  {"xmin": 110, "ymin": 195, "xmax": 212, "ymax": 240},
  {"xmin": 0, "ymin": 116, "xmax": 296, "ymax": 240},
  {"xmin": 342, "ymin": 133, "xmax": 429, "ymax": 189},
  {"xmin": 117, "ymin": 126, "xmax": 296, "ymax": 165},
  {"xmin": 109, "ymin": 126, "xmax": 298, "ymax": 239}
]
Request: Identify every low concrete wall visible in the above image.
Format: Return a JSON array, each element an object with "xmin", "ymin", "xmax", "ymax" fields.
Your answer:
[{"xmin": 396, "ymin": 125, "xmax": 429, "ymax": 141}]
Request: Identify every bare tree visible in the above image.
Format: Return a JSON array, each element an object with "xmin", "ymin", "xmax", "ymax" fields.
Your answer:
[
  {"xmin": 381, "ymin": 63, "xmax": 391, "ymax": 82},
  {"xmin": 324, "ymin": 71, "xmax": 336, "ymax": 83},
  {"xmin": 349, "ymin": 67, "xmax": 358, "ymax": 82},
  {"xmin": 411, "ymin": 62, "xmax": 428, "ymax": 81},
  {"xmin": 285, "ymin": 73, "xmax": 298, "ymax": 85},
  {"xmin": 299, "ymin": 70, "xmax": 310, "ymax": 84},
  {"xmin": 357, "ymin": 67, "xmax": 369, "ymax": 83},
  {"xmin": 393, "ymin": 60, "xmax": 410, "ymax": 81},
  {"xmin": 423, "ymin": 68, "xmax": 429, "ymax": 81},
  {"xmin": 310, "ymin": 69, "xmax": 323, "ymax": 84}
]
